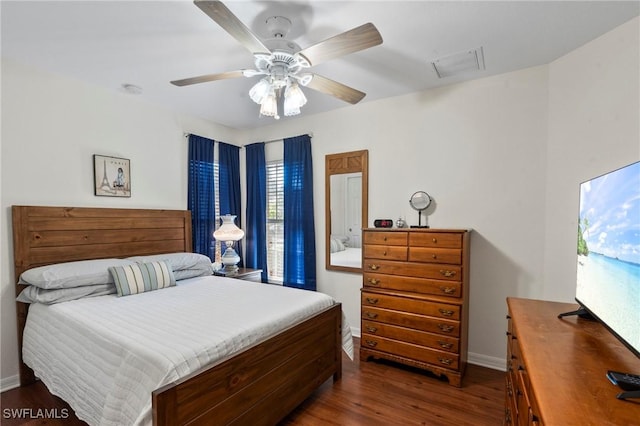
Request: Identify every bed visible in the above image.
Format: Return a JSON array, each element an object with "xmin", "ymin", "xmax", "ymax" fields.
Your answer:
[
  {"xmin": 328, "ymin": 235, "xmax": 362, "ymax": 269},
  {"xmin": 12, "ymin": 205, "xmax": 345, "ymax": 426},
  {"xmin": 329, "ymin": 247, "xmax": 362, "ymax": 269}
]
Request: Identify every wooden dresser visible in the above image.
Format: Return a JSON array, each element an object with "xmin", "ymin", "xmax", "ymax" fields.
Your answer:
[
  {"xmin": 506, "ymin": 298, "xmax": 640, "ymax": 425},
  {"xmin": 361, "ymin": 228, "xmax": 470, "ymax": 387}
]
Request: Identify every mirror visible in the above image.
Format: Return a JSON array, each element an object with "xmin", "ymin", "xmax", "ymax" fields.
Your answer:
[
  {"xmin": 325, "ymin": 150, "xmax": 368, "ymax": 272},
  {"xmin": 409, "ymin": 191, "xmax": 432, "ymax": 228}
]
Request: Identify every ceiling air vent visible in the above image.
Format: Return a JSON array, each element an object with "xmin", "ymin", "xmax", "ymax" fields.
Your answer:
[{"xmin": 431, "ymin": 47, "xmax": 485, "ymax": 78}]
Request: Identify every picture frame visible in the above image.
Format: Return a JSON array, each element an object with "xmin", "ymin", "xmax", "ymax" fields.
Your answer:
[{"xmin": 93, "ymin": 155, "xmax": 131, "ymax": 197}]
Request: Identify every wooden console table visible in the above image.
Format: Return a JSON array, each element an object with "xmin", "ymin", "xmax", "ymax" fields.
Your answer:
[{"xmin": 505, "ymin": 298, "xmax": 640, "ymax": 425}]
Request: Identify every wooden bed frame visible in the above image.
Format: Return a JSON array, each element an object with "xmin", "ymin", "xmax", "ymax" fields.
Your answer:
[{"xmin": 12, "ymin": 205, "xmax": 343, "ymax": 426}]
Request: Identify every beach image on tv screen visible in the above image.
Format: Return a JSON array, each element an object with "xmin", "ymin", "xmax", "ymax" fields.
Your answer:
[{"xmin": 576, "ymin": 161, "xmax": 640, "ymax": 354}]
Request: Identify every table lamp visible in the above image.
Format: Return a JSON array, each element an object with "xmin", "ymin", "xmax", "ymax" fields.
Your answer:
[{"xmin": 213, "ymin": 214, "xmax": 244, "ymax": 273}]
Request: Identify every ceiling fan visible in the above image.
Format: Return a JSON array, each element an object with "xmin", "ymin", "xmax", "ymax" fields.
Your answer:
[{"xmin": 171, "ymin": 0, "xmax": 383, "ymax": 119}]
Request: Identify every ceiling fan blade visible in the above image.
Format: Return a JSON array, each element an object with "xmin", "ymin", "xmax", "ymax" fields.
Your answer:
[
  {"xmin": 195, "ymin": 0, "xmax": 270, "ymax": 55},
  {"xmin": 305, "ymin": 74, "xmax": 366, "ymax": 104},
  {"xmin": 298, "ymin": 23, "xmax": 382, "ymax": 66},
  {"xmin": 171, "ymin": 70, "xmax": 244, "ymax": 87}
]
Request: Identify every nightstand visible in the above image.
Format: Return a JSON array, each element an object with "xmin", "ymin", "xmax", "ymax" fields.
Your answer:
[{"xmin": 214, "ymin": 267, "xmax": 263, "ymax": 282}]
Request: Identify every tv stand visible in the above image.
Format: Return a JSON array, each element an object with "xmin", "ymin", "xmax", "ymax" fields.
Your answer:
[
  {"xmin": 557, "ymin": 305, "xmax": 594, "ymax": 320},
  {"xmin": 506, "ymin": 298, "xmax": 640, "ymax": 425}
]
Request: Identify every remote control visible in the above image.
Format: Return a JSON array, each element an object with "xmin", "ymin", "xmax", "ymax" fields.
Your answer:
[{"xmin": 607, "ymin": 371, "xmax": 640, "ymax": 391}]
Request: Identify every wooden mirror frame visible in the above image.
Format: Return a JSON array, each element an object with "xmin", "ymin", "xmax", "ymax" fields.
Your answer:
[{"xmin": 325, "ymin": 150, "xmax": 368, "ymax": 272}]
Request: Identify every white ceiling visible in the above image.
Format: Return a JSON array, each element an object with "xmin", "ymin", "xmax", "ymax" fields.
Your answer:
[{"xmin": 2, "ymin": 1, "xmax": 638, "ymax": 130}]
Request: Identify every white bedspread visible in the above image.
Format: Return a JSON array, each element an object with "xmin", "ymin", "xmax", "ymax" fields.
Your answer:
[
  {"xmin": 330, "ymin": 247, "xmax": 362, "ymax": 268},
  {"xmin": 22, "ymin": 276, "xmax": 352, "ymax": 426}
]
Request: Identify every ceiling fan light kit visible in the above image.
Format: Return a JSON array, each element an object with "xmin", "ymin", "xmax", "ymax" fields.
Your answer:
[{"xmin": 172, "ymin": 0, "xmax": 383, "ymax": 120}]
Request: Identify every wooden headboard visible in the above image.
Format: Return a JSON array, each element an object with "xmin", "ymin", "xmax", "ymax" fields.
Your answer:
[{"xmin": 11, "ymin": 205, "xmax": 192, "ymax": 385}]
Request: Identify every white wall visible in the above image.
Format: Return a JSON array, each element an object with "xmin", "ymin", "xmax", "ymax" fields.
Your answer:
[
  {"xmin": 0, "ymin": 59, "xmax": 239, "ymax": 388},
  {"xmin": 238, "ymin": 16, "xmax": 639, "ymax": 370},
  {"xmin": 239, "ymin": 65, "xmax": 549, "ymax": 369},
  {"xmin": 543, "ymin": 16, "xmax": 640, "ymax": 301},
  {"xmin": 1, "ymin": 16, "xmax": 638, "ymax": 387}
]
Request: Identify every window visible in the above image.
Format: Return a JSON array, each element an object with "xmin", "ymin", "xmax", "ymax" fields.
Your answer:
[
  {"xmin": 212, "ymin": 162, "xmax": 222, "ymax": 262},
  {"xmin": 266, "ymin": 161, "xmax": 284, "ymax": 282}
]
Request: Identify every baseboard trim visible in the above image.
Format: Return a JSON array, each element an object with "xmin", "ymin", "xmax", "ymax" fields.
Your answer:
[
  {"xmin": 468, "ymin": 352, "xmax": 506, "ymax": 372},
  {"xmin": 0, "ymin": 375, "xmax": 20, "ymax": 393}
]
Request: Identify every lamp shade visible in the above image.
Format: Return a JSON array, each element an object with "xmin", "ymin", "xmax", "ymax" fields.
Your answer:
[
  {"xmin": 284, "ymin": 82, "xmax": 306, "ymax": 116},
  {"xmin": 259, "ymin": 90, "xmax": 278, "ymax": 117},
  {"xmin": 249, "ymin": 78, "xmax": 271, "ymax": 104},
  {"xmin": 285, "ymin": 82, "xmax": 307, "ymax": 108},
  {"xmin": 213, "ymin": 215, "xmax": 244, "ymax": 242}
]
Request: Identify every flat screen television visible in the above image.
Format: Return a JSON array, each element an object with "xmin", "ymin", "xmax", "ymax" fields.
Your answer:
[{"xmin": 572, "ymin": 160, "xmax": 640, "ymax": 358}]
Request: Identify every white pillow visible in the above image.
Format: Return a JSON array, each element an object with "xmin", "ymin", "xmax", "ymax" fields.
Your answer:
[
  {"xmin": 127, "ymin": 252, "xmax": 212, "ymax": 280},
  {"xmin": 330, "ymin": 237, "xmax": 346, "ymax": 253},
  {"xmin": 331, "ymin": 235, "xmax": 349, "ymax": 243},
  {"xmin": 19, "ymin": 259, "xmax": 135, "ymax": 289},
  {"xmin": 17, "ymin": 284, "xmax": 116, "ymax": 304}
]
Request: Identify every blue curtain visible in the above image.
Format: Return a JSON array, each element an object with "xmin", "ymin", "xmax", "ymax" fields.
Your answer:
[
  {"xmin": 245, "ymin": 143, "xmax": 268, "ymax": 282},
  {"xmin": 218, "ymin": 142, "xmax": 243, "ymax": 266},
  {"xmin": 187, "ymin": 134, "xmax": 216, "ymax": 259},
  {"xmin": 283, "ymin": 134, "xmax": 316, "ymax": 290}
]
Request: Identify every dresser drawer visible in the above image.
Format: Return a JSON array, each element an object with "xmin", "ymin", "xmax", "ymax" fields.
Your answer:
[
  {"xmin": 409, "ymin": 232, "xmax": 462, "ymax": 248},
  {"xmin": 362, "ymin": 306, "xmax": 460, "ymax": 337},
  {"xmin": 409, "ymin": 247, "xmax": 462, "ymax": 265},
  {"xmin": 364, "ymin": 272, "xmax": 461, "ymax": 298},
  {"xmin": 505, "ymin": 375, "xmax": 517, "ymax": 425},
  {"xmin": 362, "ymin": 291, "xmax": 460, "ymax": 320},
  {"xmin": 363, "ymin": 245, "xmax": 408, "ymax": 261},
  {"xmin": 362, "ymin": 320, "xmax": 459, "ymax": 353},
  {"xmin": 364, "ymin": 231, "xmax": 408, "ymax": 246},
  {"xmin": 361, "ymin": 334, "xmax": 459, "ymax": 370},
  {"xmin": 363, "ymin": 259, "xmax": 461, "ymax": 281}
]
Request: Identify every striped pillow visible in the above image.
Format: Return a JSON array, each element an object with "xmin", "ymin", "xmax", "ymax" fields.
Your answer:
[{"xmin": 109, "ymin": 261, "xmax": 176, "ymax": 297}]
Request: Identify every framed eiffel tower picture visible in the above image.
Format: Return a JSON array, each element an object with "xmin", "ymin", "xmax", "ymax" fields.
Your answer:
[{"xmin": 93, "ymin": 155, "xmax": 131, "ymax": 197}]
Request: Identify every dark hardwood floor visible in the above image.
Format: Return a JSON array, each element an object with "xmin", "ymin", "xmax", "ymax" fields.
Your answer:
[{"xmin": 1, "ymin": 338, "xmax": 505, "ymax": 425}]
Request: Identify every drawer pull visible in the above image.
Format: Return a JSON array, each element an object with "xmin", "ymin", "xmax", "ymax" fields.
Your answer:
[
  {"xmin": 365, "ymin": 340, "xmax": 378, "ymax": 347},
  {"xmin": 506, "ymin": 381, "xmax": 513, "ymax": 397},
  {"xmin": 437, "ymin": 340, "xmax": 453, "ymax": 350},
  {"xmin": 368, "ymin": 264, "xmax": 379, "ymax": 271},
  {"xmin": 438, "ymin": 357, "xmax": 453, "ymax": 366},
  {"xmin": 366, "ymin": 297, "xmax": 379, "ymax": 304},
  {"xmin": 383, "ymin": 236, "xmax": 387, "ymax": 241},
  {"xmin": 439, "ymin": 286, "xmax": 456, "ymax": 295},
  {"xmin": 364, "ymin": 311, "xmax": 378, "ymax": 319},
  {"xmin": 383, "ymin": 251, "xmax": 387, "ymax": 256},
  {"xmin": 367, "ymin": 278, "xmax": 380, "ymax": 286},
  {"xmin": 366, "ymin": 326, "xmax": 378, "ymax": 333},
  {"xmin": 432, "ymin": 238, "xmax": 437, "ymax": 243},
  {"xmin": 438, "ymin": 324, "xmax": 454, "ymax": 333},
  {"xmin": 439, "ymin": 270, "xmax": 456, "ymax": 278},
  {"xmin": 432, "ymin": 254, "xmax": 437, "ymax": 259},
  {"xmin": 439, "ymin": 309, "xmax": 455, "ymax": 317}
]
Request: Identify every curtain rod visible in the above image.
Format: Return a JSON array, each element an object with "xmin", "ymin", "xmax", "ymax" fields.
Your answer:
[
  {"xmin": 183, "ymin": 132, "xmax": 314, "ymax": 147},
  {"xmin": 244, "ymin": 132, "xmax": 313, "ymax": 147}
]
